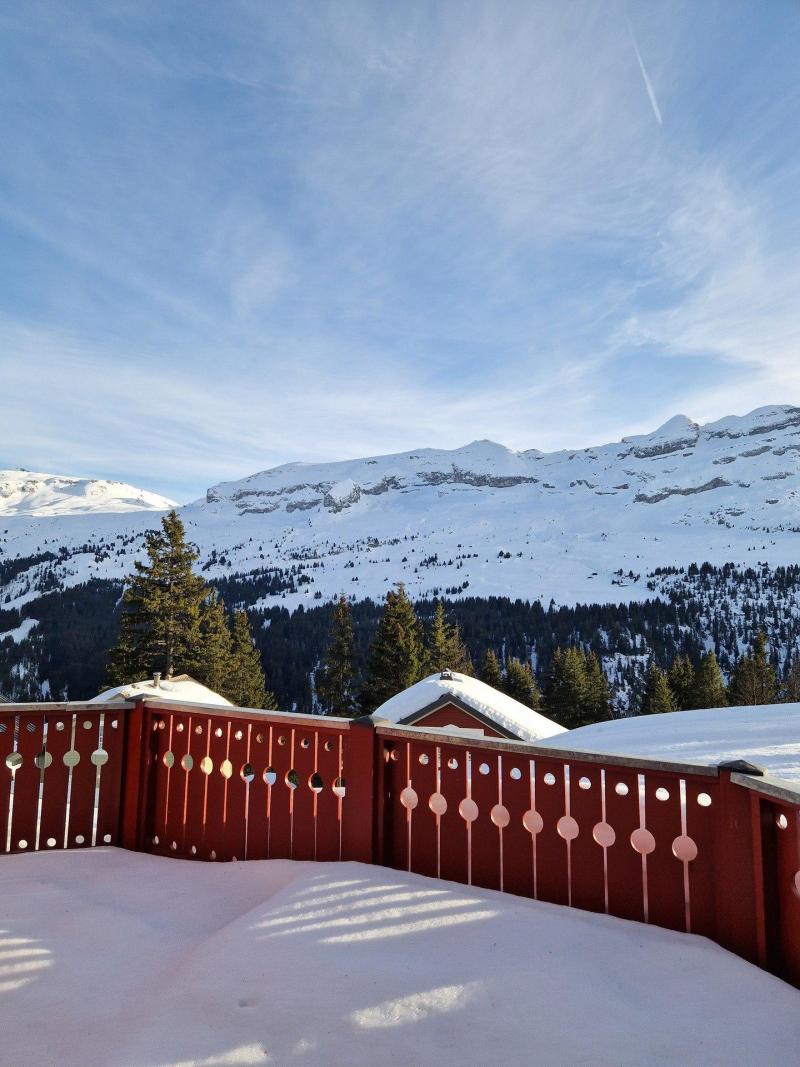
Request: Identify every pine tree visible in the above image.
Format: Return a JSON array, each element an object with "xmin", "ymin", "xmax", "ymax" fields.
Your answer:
[
  {"xmin": 543, "ymin": 646, "xmax": 588, "ymax": 729},
  {"xmin": 360, "ymin": 584, "xmax": 424, "ymax": 713},
  {"xmin": 316, "ymin": 596, "xmax": 356, "ymax": 716},
  {"xmin": 193, "ymin": 592, "xmax": 233, "ymax": 695},
  {"xmin": 106, "ymin": 510, "xmax": 207, "ymax": 685},
  {"xmin": 503, "ymin": 657, "xmax": 541, "ymax": 709},
  {"xmin": 690, "ymin": 651, "xmax": 727, "ymax": 709},
  {"xmin": 583, "ymin": 651, "xmax": 612, "ymax": 722},
  {"xmin": 424, "ymin": 602, "xmax": 473, "ymax": 675},
  {"xmin": 781, "ymin": 657, "xmax": 800, "ymax": 703},
  {"xmin": 479, "ymin": 648, "xmax": 503, "ymax": 689},
  {"xmin": 639, "ymin": 664, "xmax": 676, "ymax": 715},
  {"xmin": 667, "ymin": 655, "xmax": 695, "ymax": 711},
  {"xmin": 728, "ymin": 632, "xmax": 777, "ymax": 706},
  {"xmin": 226, "ymin": 610, "xmax": 277, "ymax": 710}
]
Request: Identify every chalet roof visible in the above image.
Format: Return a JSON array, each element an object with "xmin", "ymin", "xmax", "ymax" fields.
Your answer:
[
  {"xmin": 90, "ymin": 674, "xmax": 232, "ymax": 707},
  {"xmin": 374, "ymin": 671, "xmax": 566, "ymax": 743}
]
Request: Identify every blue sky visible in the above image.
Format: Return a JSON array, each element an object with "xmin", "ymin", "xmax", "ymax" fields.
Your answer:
[{"xmin": 1, "ymin": 1, "xmax": 799, "ymax": 502}]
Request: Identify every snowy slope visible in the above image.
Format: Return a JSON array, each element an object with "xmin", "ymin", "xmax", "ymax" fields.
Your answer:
[
  {"xmin": 0, "ymin": 469, "xmax": 175, "ymax": 516},
  {"xmin": 2, "ymin": 850, "xmax": 798, "ymax": 1066},
  {"xmin": 540, "ymin": 703, "xmax": 800, "ymax": 783},
  {"xmin": 2, "ymin": 404, "xmax": 800, "ymax": 611}
]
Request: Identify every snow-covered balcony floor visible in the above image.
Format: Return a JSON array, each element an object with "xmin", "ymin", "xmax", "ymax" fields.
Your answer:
[{"xmin": 1, "ymin": 850, "xmax": 798, "ymax": 1066}]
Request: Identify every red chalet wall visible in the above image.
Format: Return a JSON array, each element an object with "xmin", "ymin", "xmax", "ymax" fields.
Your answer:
[{"xmin": 400, "ymin": 702, "xmax": 508, "ymax": 738}]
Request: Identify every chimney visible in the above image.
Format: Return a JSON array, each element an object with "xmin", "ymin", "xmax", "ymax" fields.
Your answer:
[
  {"xmin": 440, "ymin": 668, "xmax": 454, "ymax": 681},
  {"xmin": 153, "ymin": 671, "xmax": 161, "ymax": 689}
]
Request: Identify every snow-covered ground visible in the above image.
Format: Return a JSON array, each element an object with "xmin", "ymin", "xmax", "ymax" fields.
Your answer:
[
  {"xmin": 1, "ymin": 849, "xmax": 798, "ymax": 1066},
  {"xmin": 541, "ymin": 703, "xmax": 800, "ymax": 784}
]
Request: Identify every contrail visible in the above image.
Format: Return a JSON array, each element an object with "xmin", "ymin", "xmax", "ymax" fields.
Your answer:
[{"xmin": 628, "ymin": 23, "xmax": 663, "ymax": 126}]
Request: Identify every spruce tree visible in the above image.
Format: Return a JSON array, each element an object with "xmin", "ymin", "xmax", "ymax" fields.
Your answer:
[
  {"xmin": 479, "ymin": 648, "xmax": 503, "ymax": 689},
  {"xmin": 668, "ymin": 655, "xmax": 695, "ymax": 711},
  {"xmin": 544, "ymin": 647, "xmax": 588, "ymax": 729},
  {"xmin": 503, "ymin": 657, "xmax": 541, "ymax": 709},
  {"xmin": 106, "ymin": 510, "xmax": 207, "ymax": 685},
  {"xmin": 316, "ymin": 596, "xmax": 356, "ymax": 716},
  {"xmin": 424, "ymin": 602, "xmax": 472, "ymax": 675},
  {"xmin": 690, "ymin": 651, "xmax": 727, "ymax": 709},
  {"xmin": 360, "ymin": 584, "xmax": 424, "ymax": 713},
  {"xmin": 226, "ymin": 610, "xmax": 277, "ymax": 710},
  {"xmin": 583, "ymin": 651, "xmax": 612, "ymax": 722},
  {"xmin": 781, "ymin": 657, "xmax": 800, "ymax": 703},
  {"xmin": 193, "ymin": 592, "xmax": 233, "ymax": 695},
  {"xmin": 728, "ymin": 632, "xmax": 777, "ymax": 706},
  {"xmin": 640, "ymin": 664, "xmax": 676, "ymax": 715}
]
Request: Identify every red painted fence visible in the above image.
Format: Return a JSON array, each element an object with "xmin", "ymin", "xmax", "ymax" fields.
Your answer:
[{"xmin": 2, "ymin": 699, "xmax": 799, "ymax": 988}]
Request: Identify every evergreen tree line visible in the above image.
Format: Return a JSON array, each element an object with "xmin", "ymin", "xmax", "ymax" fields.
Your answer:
[
  {"xmin": 639, "ymin": 632, "xmax": 792, "ymax": 714},
  {"xmin": 315, "ymin": 585, "xmax": 611, "ymax": 728},
  {"xmin": 105, "ymin": 512, "xmax": 275, "ymax": 709}
]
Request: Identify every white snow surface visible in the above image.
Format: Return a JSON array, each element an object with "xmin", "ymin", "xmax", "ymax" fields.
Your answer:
[
  {"xmin": 541, "ymin": 703, "xmax": 800, "ymax": 783},
  {"xmin": 0, "ymin": 469, "xmax": 175, "ymax": 516},
  {"xmin": 375, "ymin": 671, "xmax": 565, "ymax": 743},
  {"xmin": 1, "ymin": 849, "xmax": 797, "ymax": 1066},
  {"xmin": 0, "ymin": 617, "xmax": 37, "ymax": 643},
  {"xmin": 90, "ymin": 674, "xmax": 232, "ymax": 706}
]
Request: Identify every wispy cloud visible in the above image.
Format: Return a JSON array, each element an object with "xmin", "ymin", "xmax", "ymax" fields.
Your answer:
[{"xmin": 0, "ymin": 2, "xmax": 798, "ymax": 497}]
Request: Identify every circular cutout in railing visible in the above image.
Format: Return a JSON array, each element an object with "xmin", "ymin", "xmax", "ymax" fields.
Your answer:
[
  {"xmin": 523, "ymin": 809, "xmax": 543, "ymax": 835},
  {"xmin": 478, "ymin": 762, "xmax": 490, "ymax": 776},
  {"xmin": 241, "ymin": 762, "xmax": 255, "ymax": 784},
  {"xmin": 323, "ymin": 740, "xmax": 334, "ymax": 752},
  {"xmin": 429, "ymin": 792, "xmax": 447, "ymax": 816},
  {"xmin": 459, "ymin": 798, "xmax": 479, "ymax": 823},
  {"xmin": 234, "ymin": 729, "xmax": 243, "ymax": 741},
  {"xmin": 26, "ymin": 721, "xmax": 36, "ymax": 733},
  {"xmin": 655, "ymin": 787, "xmax": 670, "ymax": 802},
  {"xmin": 697, "ymin": 792, "xmax": 712, "ymax": 807},
  {"xmin": 300, "ymin": 737, "xmax": 310, "ymax": 749},
  {"xmin": 793, "ymin": 871, "xmax": 800, "ymax": 901},
  {"xmin": 214, "ymin": 727, "xmax": 223, "ymax": 739},
  {"xmin": 263, "ymin": 766, "xmax": 277, "ymax": 786},
  {"xmin": 0, "ymin": 724, "xmax": 6, "ymax": 733},
  {"xmin": 309, "ymin": 772, "xmax": 323, "ymax": 793},
  {"xmin": 776, "ymin": 813, "xmax": 789, "ymax": 830},
  {"xmin": 5, "ymin": 752, "xmax": 22, "ymax": 772},
  {"xmin": 592, "ymin": 821, "xmax": 615, "ymax": 848},
  {"xmin": 333, "ymin": 776, "xmax": 347, "ymax": 799},
  {"xmin": 578, "ymin": 776, "xmax": 592, "ymax": 790},
  {"xmin": 63, "ymin": 750, "xmax": 80, "ymax": 768},
  {"xmin": 47, "ymin": 837, "xmax": 56, "ymax": 848},
  {"xmin": 18, "ymin": 839, "xmax": 28, "ymax": 849},
  {"xmin": 75, "ymin": 835, "xmax": 85, "ymax": 845},
  {"xmin": 447, "ymin": 757, "xmax": 458, "ymax": 771},
  {"xmin": 419, "ymin": 753, "xmax": 429, "ymax": 766},
  {"xmin": 256, "ymin": 733, "xmax": 265, "ymax": 744},
  {"xmin": 162, "ymin": 751, "xmax": 175, "ymax": 769},
  {"xmin": 103, "ymin": 834, "xmax": 112, "ymax": 844},
  {"xmin": 200, "ymin": 756, "xmax": 213, "ymax": 775},
  {"xmin": 285, "ymin": 768, "xmax": 298, "ymax": 790},
  {"xmin": 83, "ymin": 720, "xmax": 93, "ymax": 730},
  {"xmin": 220, "ymin": 759, "xmax": 233, "ymax": 780},
  {"xmin": 176, "ymin": 723, "xmax": 184, "ymax": 733},
  {"xmin": 91, "ymin": 749, "xmax": 109, "ymax": 767},
  {"xmin": 543, "ymin": 772, "xmax": 556, "ymax": 786},
  {"xmin": 400, "ymin": 786, "xmax": 418, "ymax": 810},
  {"xmin": 510, "ymin": 767, "xmax": 522, "ymax": 781},
  {"xmin": 491, "ymin": 804, "xmax": 511, "ymax": 829},
  {"xmin": 614, "ymin": 782, "xmax": 629, "ymax": 796},
  {"xmin": 194, "ymin": 725, "xmax": 203, "ymax": 735},
  {"xmin": 278, "ymin": 735, "xmax": 287, "ymax": 746},
  {"xmin": 672, "ymin": 834, "xmax": 698, "ymax": 862},
  {"xmin": 55, "ymin": 721, "xmax": 65, "ymax": 731},
  {"xmin": 181, "ymin": 754, "xmax": 193, "ymax": 772},
  {"xmin": 630, "ymin": 827, "xmax": 656, "ymax": 855},
  {"xmin": 34, "ymin": 749, "xmax": 53, "ymax": 770}
]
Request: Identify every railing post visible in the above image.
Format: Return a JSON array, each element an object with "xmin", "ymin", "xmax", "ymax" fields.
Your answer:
[
  {"xmin": 340, "ymin": 715, "xmax": 378, "ymax": 865},
  {"xmin": 118, "ymin": 698, "xmax": 154, "ymax": 853},
  {"xmin": 713, "ymin": 761, "xmax": 767, "ymax": 967}
]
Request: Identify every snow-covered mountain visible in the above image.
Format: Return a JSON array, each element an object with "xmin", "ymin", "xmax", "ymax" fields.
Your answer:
[
  {"xmin": 0, "ymin": 470, "xmax": 176, "ymax": 517},
  {"xmin": 2, "ymin": 404, "xmax": 800, "ymax": 612}
]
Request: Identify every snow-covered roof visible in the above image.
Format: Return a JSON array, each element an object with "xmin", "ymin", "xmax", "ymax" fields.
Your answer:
[
  {"xmin": 90, "ymin": 674, "xmax": 232, "ymax": 707},
  {"xmin": 374, "ymin": 671, "xmax": 566, "ymax": 743},
  {"xmin": 539, "ymin": 703, "xmax": 800, "ymax": 784}
]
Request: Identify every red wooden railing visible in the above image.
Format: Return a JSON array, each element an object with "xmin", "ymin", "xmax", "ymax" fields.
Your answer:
[{"xmin": 1, "ymin": 699, "xmax": 799, "ymax": 988}]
